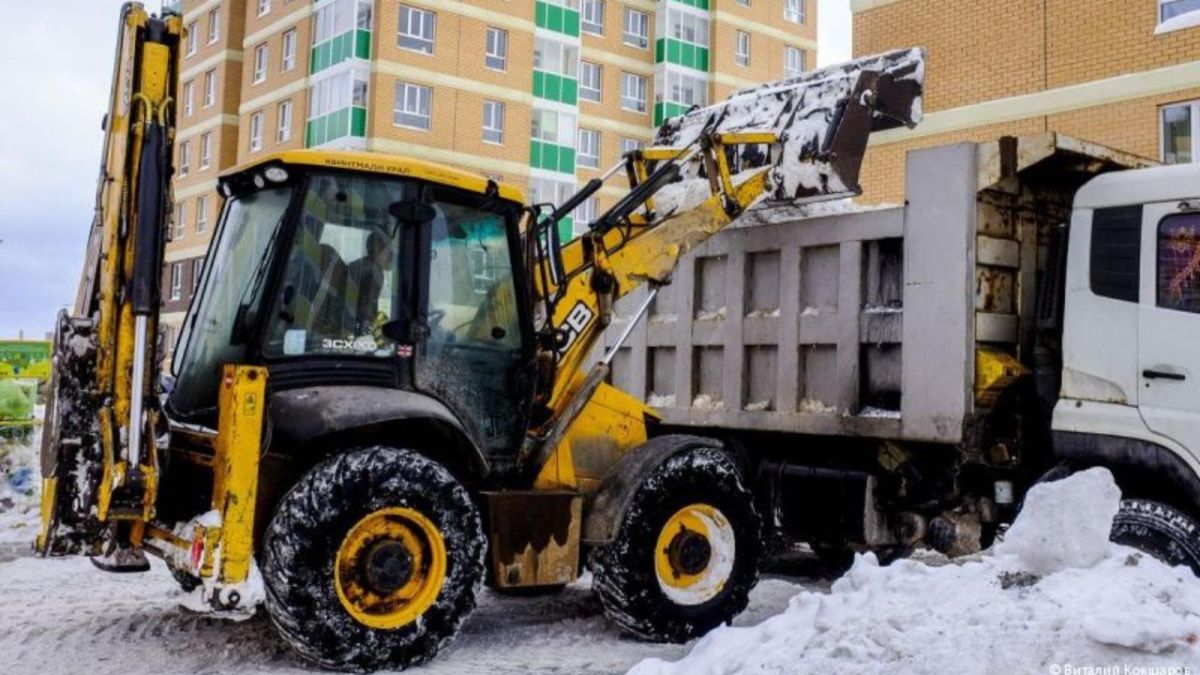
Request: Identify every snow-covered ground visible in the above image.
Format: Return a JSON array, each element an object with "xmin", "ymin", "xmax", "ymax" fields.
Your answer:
[{"xmin": 4, "ymin": 432, "xmax": 1199, "ymax": 675}]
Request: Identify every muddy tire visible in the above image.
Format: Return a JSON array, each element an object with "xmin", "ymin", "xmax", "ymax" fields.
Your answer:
[
  {"xmin": 590, "ymin": 445, "xmax": 760, "ymax": 643},
  {"xmin": 1110, "ymin": 499, "xmax": 1200, "ymax": 575},
  {"xmin": 261, "ymin": 446, "xmax": 485, "ymax": 672}
]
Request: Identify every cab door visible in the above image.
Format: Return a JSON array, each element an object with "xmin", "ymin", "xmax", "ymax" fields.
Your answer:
[{"xmin": 1137, "ymin": 204, "xmax": 1200, "ymax": 459}]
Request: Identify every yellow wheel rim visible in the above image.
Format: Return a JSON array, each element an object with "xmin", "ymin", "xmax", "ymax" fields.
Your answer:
[
  {"xmin": 653, "ymin": 503, "xmax": 736, "ymax": 606},
  {"xmin": 334, "ymin": 507, "xmax": 447, "ymax": 630}
]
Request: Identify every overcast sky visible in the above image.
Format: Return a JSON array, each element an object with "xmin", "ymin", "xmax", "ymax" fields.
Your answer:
[{"xmin": 0, "ymin": 0, "xmax": 852, "ymax": 339}]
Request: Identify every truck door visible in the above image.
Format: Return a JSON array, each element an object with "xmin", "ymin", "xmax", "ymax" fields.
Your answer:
[{"xmin": 1138, "ymin": 205, "xmax": 1200, "ymax": 457}]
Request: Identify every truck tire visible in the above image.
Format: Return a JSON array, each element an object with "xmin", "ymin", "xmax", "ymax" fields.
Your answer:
[
  {"xmin": 1110, "ymin": 499, "xmax": 1200, "ymax": 575},
  {"xmin": 590, "ymin": 445, "xmax": 760, "ymax": 642},
  {"xmin": 261, "ymin": 446, "xmax": 485, "ymax": 672}
]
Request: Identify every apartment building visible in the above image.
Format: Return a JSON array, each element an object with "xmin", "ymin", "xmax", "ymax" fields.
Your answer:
[
  {"xmin": 160, "ymin": 0, "xmax": 818, "ymax": 339},
  {"xmin": 853, "ymin": 0, "xmax": 1200, "ymax": 204}
]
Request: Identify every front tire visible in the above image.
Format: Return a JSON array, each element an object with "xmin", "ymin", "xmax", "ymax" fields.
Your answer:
[
  {"xmin": 1111, "ymin": 498, "xmax": 1200, "ymax": 575},
  {"xmin": 261, "ymin": 447, "xmax": 485, "ymax": 672},
  {"xmin": 590, "ymin": 444, "xmax": 760, "ymax": 642}
]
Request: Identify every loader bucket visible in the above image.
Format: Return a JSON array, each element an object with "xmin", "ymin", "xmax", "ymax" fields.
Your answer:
[{"xmin": 654, "ymin": 48, "xmax": 926, "ymax": 202}]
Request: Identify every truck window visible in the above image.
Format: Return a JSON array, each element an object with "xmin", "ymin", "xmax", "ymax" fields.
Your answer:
[
  {"xmin": 1090, "ymin": 205, "xmax": 1142, "ymax": 303},
  {"xmin": 1157, "ymin": 212, "xmax": 1200, "ymax": 314}
]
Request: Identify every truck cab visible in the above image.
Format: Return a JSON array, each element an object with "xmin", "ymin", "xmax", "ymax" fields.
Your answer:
[{"xmin": 1054, "ymin": 162, "xmax": 1200, "ymax": 514}]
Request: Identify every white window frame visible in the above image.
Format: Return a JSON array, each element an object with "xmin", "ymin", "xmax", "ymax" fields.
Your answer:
[
  {"xmin": 531, "ymin": 109, "xmax": 577, "ymax": 147},
  {"xmin": 253, "ymin": 43, "xmax": 269, "ymax": 84},
  {"xmin": 485, "ymin": 27, "xmax": 508, "ymax": 71},
  {"xmin": 278, "ymin": 99, "xmax": 293, "ymax": 143},
  {"xmin": 574, "ymin": 196, "xmax": 597, "ymax": 233},
  {"xmin": 174, "ymin": 202, "xmax": 187, "ymax": 239},
  {"xmin": 1160, "ymin": 0, "xmax": 1200, "ymax": 24},
  {"xmin": 1161, "ymin": 100, "xmax": 1200, "ymax": 164},
  {"xmin": 178, "ymin": 141, "xmax": 190, "ymax": 177},
  {"xmin": 203, "ymin": 70, "xmax": 216, "ymax": 108},
  {"xmin": 258, "ymin": 0, "xmax": 271, "ymax": 17},
  {"xmin": 785, "ymin": 46, "xmax": 805, "ymax": 79},
  {"xmin": 170, "ymin": 263, "xmax": 183, "ymax": 300},
  {"xmin": 785, "ymin": 0, "xmax": 805, "ymax": 24},
  {"xmin": 735, "ymin": 31, "xmax": 750, "ymax": 67},
  {"xmin": 582, "ymin": 0, "xmax": 604, "ymax": 35},
  {"xmin": 282, "ymin": 29, "xmax": 297, "ymax": 72},
  {"xmin": 483, "ymin": 100, "xmax": 505, "ymax": 144},
  {"xmin": 623, "ymin": 8, "xmax": 649, "ymax": 49},
  {"xmin": 207, "ymin": 8, "xmax": 220, "ymax": 44},
  {"xmin": 666, "ymin": 7, "xmax": 709, "ymax": 47},
  {"xmin": 394, "ymin": 81, "xmax": 432, "ymax": 130},
  {"xmin": 621, "ymin": 137, "xmax": 644, "ymax": 155},
  {"xmin": 620, "ymin": 72, "xmax": 647, "ymax": 113},
  {"xmin": 737, "ymin": 0, "xmax": 750, "ymax": 6},
  {"xmin": 196, "ymin": 195, "xmax": 209, "ymax": 234},
  {"xmin": 579, "ymin": 61, "xmax": 602, "ymax": 103},
  {"xmin": 398, "ymin": 5, "xmax": 436, "ymax": 55},
  {"xmin": 577, "ymin": 128, "xmax": 600, "ymax": 169},
  {"xmin": 192, "ymin": 259, "xmax": 204, "ymax": 293},
  {"xmin": 659, "ymin": 70, "xmax": 708, "ymax": 108},
  {"xmin": 250, "ymin": 112, "xmax": 264, "ymax": 152},
  {"xmin": 533, "ymin": 38, "xmax": 579, "ymax": 78},
  {"xmin": 182, "ymin": 81, "xmax": 194, "ymax": 116},
  {"xmin": 186, "ymin": 22, "xmax": 198, "ymax": 56},
  {"xmin": 200, "ymin": 132, "xmax": 212, "ymax": 170}
]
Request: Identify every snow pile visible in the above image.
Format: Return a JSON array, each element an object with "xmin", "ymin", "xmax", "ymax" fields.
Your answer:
[{"xmin": 630, "ymin": 469, "xmax": 1200, "ymax": 675}]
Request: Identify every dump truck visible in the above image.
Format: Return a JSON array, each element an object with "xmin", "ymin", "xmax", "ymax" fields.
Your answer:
[
  {"xmin": 35, "ymin": 3, "xmax": 927, "ymax": 671},
  {"xmin": 603, "ymin": 132, "xmax": 1200, "ymax": 574}
]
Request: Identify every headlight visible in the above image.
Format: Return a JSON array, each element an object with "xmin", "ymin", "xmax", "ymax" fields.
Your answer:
[
  {"xmin": 264, "ymin": 166, "xmax": 289, "ymax": 183},
  {"xmin": 253, "ymin": 173, "xmax": 266, "ymax": 189}
]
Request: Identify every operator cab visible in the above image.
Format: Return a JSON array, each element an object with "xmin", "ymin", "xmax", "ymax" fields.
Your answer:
[{"xmin": 168, "ymin": 151, "xmax": 535, "ymax": 460}]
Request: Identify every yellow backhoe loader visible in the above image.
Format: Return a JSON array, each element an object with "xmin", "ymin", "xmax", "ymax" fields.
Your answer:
[{"xmin": 36, "ymin": 3, "xmax": 924, "ymax": 671}]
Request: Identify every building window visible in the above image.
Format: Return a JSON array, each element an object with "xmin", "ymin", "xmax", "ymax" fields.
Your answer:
[
  {"xmin": 532, "ymin": 109, "xmax": 577, "ymax": 148},
  {"xmin": 186, "ymin": 22, "xmax": 197, "ymax": 56},
  {"xmin": 258, "ymin": 0, "xmax": 271, "ymax": 17},
  {"xmin": 170, "ymin": 263, "xmax": 183, "ymax": 301},
  {"xmin": 665, "ymin": 7, "xmax": 709, "ymax": 47},
  {"xmin": 196, "ymin": 195, "xmax": 209, "ymax": 234},
  {"xmin": 785, "ymin": 0, "xmax": 805, "ymax": 24},
  {"xmin": 178, "ymin": 141, "xmax": 190, "ymax": 177},
  {"xmin": 282, "ymin": 29, "xmax": 297, "ymax": 72},
  {"xmin": 398, "ymin": 5, "xmax": 435, "ymax": 54},
  {"xmin": 621, "ymin": 72, "xmax": 647, "ymax": 113},
  {"xmin": 1157, "ymin": 212, "xmax": 1200, "ymax": 314},
  {"xmin": 278, "ymin": 99, "xmax": 293, "ymax": 143},
  {"xmin": 579, "ymin": 61, "xmax": 602, "ymax": 102},
  {"xmin": 574, "ymin": 196, "xmax": 598, "ymax": 232},
  {"xmin": 250, "ymin": 112, "xmax": 264, "ymax": 152},
  {"xmin": 577, "ymin": 128, "xmax": 600, "ymax": 168},
  {"xmin": 534, "ymin": 38, "xmax": 579, "ymax": 78},
  {"xmin": 203, "ymin": 70, "xmax": 216, "ymax": 107},
  {"xmin": 485, "ymin": 27, "xmax": 508, "ymax": 71},
  {"xmin": 785, "ymin": 46, "xmax": 805, "ymax": 79},
  {"xmin": 1160, "ymin": 0, "xmax": 1200, "ymax": 23},
  {"xmin": 1162, "ymin": 101, "xmax": 1198, "ymax": 164},
  {"xmin": 659, "ymin": 70, "xmax": 708, "ymax": 108},
  {"xmin": 623, "ymin": 8, "xmax": 649, "ymax": 49},
  {"xmin": 182, "ymin": 81, "xmax": 194, "ymax": 116},
  {"xmin": 253, "ymin": 44, "xmax": 269, "ymax": 84},
  {"xmin": 174, "ymin": 202, "xmax": 187, "ymax": 239},
  {"xmin": 394, "ymin": 81, "xmax": 432, "ymax": 130},
  {"xmin": 529, "ymin": 176, "xmax": 576, "ymax": 214},
  {"xmin": 737, "ymin": 0, "xmax": 750, "ymax": 5},
  {"xmin": 483, "ymin": 100, "xmax": 505, "ymax": 144},
  {"xmin": 735, "ymin": 31, "xmax": 750, "ymax": 67},
  {"xmin": 582, "ymin": 0, "xmax": 604, "ymax": 35},
  {"xmin": 200, "ymin": 132, "xmax": 212, "ymax": 169},
  {"xmin": 621, "ymin": 137, "xmax": 644, "ymax": 155},
  {"xmin": 192, "ymin": 259, "xmax": 204, "ymax": 294},
  {"xmin": 207, "ymin": 8, "xmax": 220, "ymax": 44}
]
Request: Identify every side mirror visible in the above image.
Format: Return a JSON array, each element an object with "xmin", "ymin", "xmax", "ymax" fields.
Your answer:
[{"xmin": 388, "ymin": 199, "xmax": 437, "ymax": 225}]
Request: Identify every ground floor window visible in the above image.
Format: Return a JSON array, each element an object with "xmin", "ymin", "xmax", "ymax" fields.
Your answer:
[
  {"xmin": 1160, "ymin": 0, "xmax": 1200, "ymax": 23},
  {"xmin": 1162, "ymin": 100, "xmax": 1198, "ymax": 164}
]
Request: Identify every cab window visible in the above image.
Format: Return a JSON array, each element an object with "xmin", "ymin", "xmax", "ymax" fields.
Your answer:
[{"xmin": 1157, "ymin": 212, "xmax": 1200, "ymax": 314}]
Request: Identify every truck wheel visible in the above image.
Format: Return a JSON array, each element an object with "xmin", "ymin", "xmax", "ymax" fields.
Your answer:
[
  {"xmin": 590, "ymin": 445, "xmax": 760, "ymax": 642},
  {"xmin": 262, "ymin": 446, "xmax": 485, "ymax": 672},
  {"xmin": 1111, "ymin": 499, "xmax": 1200, "ymax": 575}
]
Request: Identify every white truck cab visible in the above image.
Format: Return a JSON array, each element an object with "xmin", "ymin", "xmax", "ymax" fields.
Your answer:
[{"xmin": 1054, "ymin": 161, "xmax": 1200, "ymax": 528}]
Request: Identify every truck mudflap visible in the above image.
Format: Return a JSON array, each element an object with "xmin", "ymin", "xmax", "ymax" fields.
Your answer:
[{"xmin": 654, "ymin": 48, "xmax": 925, "ymax": 203}]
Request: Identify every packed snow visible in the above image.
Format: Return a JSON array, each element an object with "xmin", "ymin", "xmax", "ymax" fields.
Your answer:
[{"xmin": 630, "ymin": 469, "xmax": 1200, "ymax": 675}]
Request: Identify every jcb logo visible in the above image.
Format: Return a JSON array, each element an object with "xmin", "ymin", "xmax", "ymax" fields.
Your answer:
[{"xmin": 558, "ymin": 302, "xmax": 595, "ymax": 354}]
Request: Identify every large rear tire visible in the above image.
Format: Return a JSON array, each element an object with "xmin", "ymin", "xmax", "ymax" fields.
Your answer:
[
  {"xmin": 590, "ymin": 445, "xmax": 760, "ymax": 642},
  {"xmin": 1110, "ymin": 498, "xmax": 1200, "ymax": 575},
  {"xmin": 262, "ymin": 446, "xmax": 485, "ymax": 672}
]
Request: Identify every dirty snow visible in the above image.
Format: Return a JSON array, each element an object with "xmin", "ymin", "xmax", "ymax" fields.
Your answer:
[
  {"xmin": 630, "ymin": 469, "xmax": 1200, "ymax": 675},
  {"xmin": 646, "ymin": 393, "xmax": 676, "ymax": 409},
  {"xmin": 857, "ymin": 406, "xmax": 901, "ymax": 419},
  {"xmin": 691, "ymin": 393, "xmax": 725, "ymax": 410},
  {"xmin": 799, "ymin": 397, "xmax": 838, "ymax": 415}
]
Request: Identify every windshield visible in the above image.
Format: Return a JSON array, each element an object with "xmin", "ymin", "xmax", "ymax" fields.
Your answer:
[{"xmin": 170, "ymin": 185, "xmax": 294, "ymax": 416}]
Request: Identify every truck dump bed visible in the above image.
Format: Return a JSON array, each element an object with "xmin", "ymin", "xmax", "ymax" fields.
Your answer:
[{"xmin": 604, "ymin": 134, "xmax": 1151, "ymax": 444}]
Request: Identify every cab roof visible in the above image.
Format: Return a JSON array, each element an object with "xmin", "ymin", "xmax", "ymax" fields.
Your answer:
[
  {"xmin": 1075, "ymin": 161, "xmax": 1200, "ymax": 210},
  {"xmin": 222, "ymin": 149, "xmax": 527, "ymax": 204}
]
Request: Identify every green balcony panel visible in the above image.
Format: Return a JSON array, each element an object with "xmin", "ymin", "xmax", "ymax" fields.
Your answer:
[
  {"xmin": 355, "ymin": 30, "xmax": 371, "ymax": 59},
  {"xmin": 669, "ymin": 0, "xmax": 709, "ymax": 8},
  {"xmin": 351, "ymin": 107, "xmax": 367, "ymax": 137},
  {"xmin": 533, "ymin": 71, "xmax": 579, "ymax": 105},
  {"xmin": 657, "ymin": 38, "xmax": 710, "ymax": 72},
  {"xmin": 654, "ymin": 100, "xmax": 690, "ymax": 127},
  {"xmin": 535, "ymin": 1, "xmax": 581, "ymax": 37},
  {"xmin": 557, "ymin": 217, "xmax": 574, "ymax": 244}
]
